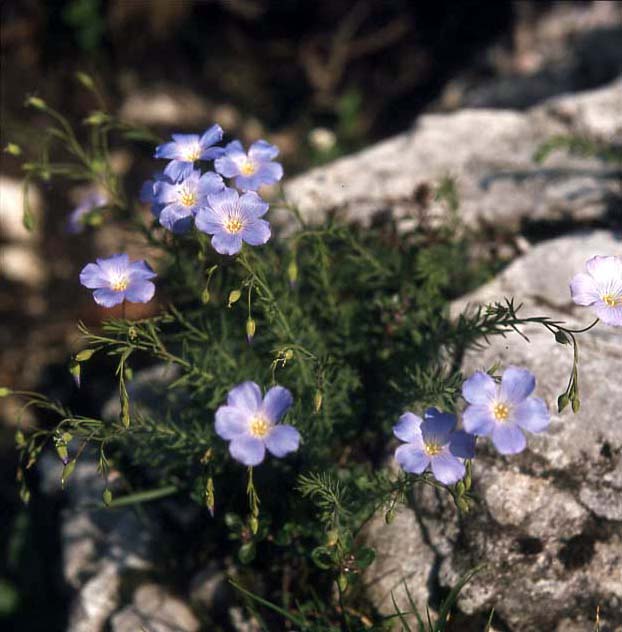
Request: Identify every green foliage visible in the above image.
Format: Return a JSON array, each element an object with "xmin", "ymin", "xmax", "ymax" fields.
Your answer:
[{"xmin": 6, "ymin": 75, "xmax": 599, "ymax": 629}]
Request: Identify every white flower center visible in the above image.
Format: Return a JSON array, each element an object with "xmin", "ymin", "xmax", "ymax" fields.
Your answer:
[
  {"xmin": 602, "ymin": 293, "xmax": 621, "ymax": 307},
  {"xmin": 249, "ymin": 416, "xmax": 270, "ymax": 438},
  {"xmin": 110, "ymin": 275, "xmax": 129, "ymax": 292},
  {"xmin": 239, "ymin": 158, "xmax": 256, "ymax": 176},
  {"xmin": 424, "ymin": 442, "xmax": 442, "ymax": 456},
  {"xmin": 224, "ymin": 215, "xmax": 245, "ymax": 234},
  {"xmin": 184, "ymin": 145, "xmax": 201, "ymax": 162},
  {"xmin": 492, "ymin": 402, "xmax": 511, "ymax": 422},
  {"xmin": 179, "ymin": 188, "xmax": 197, "ymax": 207}
]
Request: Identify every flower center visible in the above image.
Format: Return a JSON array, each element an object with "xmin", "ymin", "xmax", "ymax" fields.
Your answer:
[
  {"xmin": 240, "ymin": 159, "xmax": 256, "ymax": 176},
  {"xmin": 249, "ymin": 416, "xmax": 270, "ymax": 438},
  {"xmin": 602, "ymin": 293, "xmax": 621, "ymax": 307},
  {"xmin": 179, "ymin": 190, "xmax": 197, "ymax": 207},
  {"xmin": 110, "ymin": 276, "xmax": 129, "ymax": 292},
  {"xmin": 184, "ymin": 146, "xmax": 201, "ymax": 162},
  {"xmin": 424, "ymin": 442, "xmax": 442, "ymax": 456},
  {"xmin": 224, "ymin": 216, "xmax": 244, "ymax": 234},
  {"xmin": 493, "ymin": 402, "xmax": 511, "ymax": 422}
]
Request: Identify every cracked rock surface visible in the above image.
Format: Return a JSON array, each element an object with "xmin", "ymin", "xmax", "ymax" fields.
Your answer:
[
  {"xmin": 285, "ymin": 79, "xmax": 622, "ymax": 231},
  {"xmin": 365, "ymin": 230, "xmax": 622, "ymax": 630}
]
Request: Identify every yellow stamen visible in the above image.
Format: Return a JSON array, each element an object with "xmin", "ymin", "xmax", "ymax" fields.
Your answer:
[
  {"xmin": 493, "ymin": 402, "xmax": 510, "ymax": 422},
  {"xmin": 180, "ymin": 190, "xmax": 197, "ymax": 207},
  {"xmin": 602, "ymin": 294, "xmax": 621, "ymax": 307},
  {"xmin": 111, "ymin": 277, "xmax": 129, "ymax": 292},
  {"xmin": 224, "ymin": 217, "xmax": 244, "ymax": 234},
  {"xmin": 240, "ymin": 159, "xmax": 256, "ymax": 176},
  {"xmin": 184, "ymin": 147, "xmax": 201, "ymax": 162},
  {"xmin": 424, "ymin": 442, "xmax": 442, "ymax": 456},
  {"xmin": 249, "ymin": 416, "xmax": 270, "ymax": 438}
]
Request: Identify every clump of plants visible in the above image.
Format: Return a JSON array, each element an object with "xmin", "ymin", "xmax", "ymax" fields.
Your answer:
[{"xmin": 4, "ymin": 75, "xmax": 620, "ymax": 631}]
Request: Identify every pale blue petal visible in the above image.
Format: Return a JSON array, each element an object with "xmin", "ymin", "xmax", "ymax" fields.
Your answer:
[
  {"xmin": 393, "ymin": 412, "xmax": 423, "ymax": 443},
  {"xmin": 229, "ymin": 435, "xmax": 265, "ymax": 466},
  {"xmin": 462, "ymin": 371, "xmax": 497, "ymax": 405},
  {"xmin": 124, "ymin": 280, "xmax": 155, "ymax": 303},
  {"xmin": 265, "ymin": 424, "xmax": 300, "ymax": 457},
  {"xmin": 595, "ymin": 302, "xmax": 622, "ymax": 327},
  {"xmin": 256, "ymin": 161, "xmax": 283, "ymax": 183},
  {"xmin": 227, "ymin": 381, "xmax": 262, "ymax": 413},
  {"xmin": 569, "ymin": 272, "xmax": 600, "ymax": 306},
  {"xmin": 500, "ymin": 367, "xmax": 535, "ymax": 404},
  {"xmin": 214, "ymin": 155, "xmax": 241, "ymax": 178},
  {"xmin": 215, "ymin": 405, "xmax": 249, "ymax": 439},
  {"xmin": 261, "ymin": 386, "xmax": 293, "ymax": 422},
  {"xmin": 421, "ymin": 408, "xmax": 456, "ymax": 446},
  {"xmin": 394, "ymin": 444, "xmax": 429, "ymax": 474},
  {"xmin": 207, "ymin": 187, "xmax": 239, "ymax": 213},
  {"xmin": 491, "ymin": 424, "xmax": 526, "ymax": 454},
  {"xmin": 199, "ymin": 124, "xmax": 223, "ymax": 148},
  {"xmin": 129, "ymin": 260, "xmax": 157, "ymax": 280},
  {"xmin": 212, "ymin": 231, "xmax": 243, "ymax": 255},
  {"xmin": 80, "ymin": 263, "xmax": 107, "ymax": 288},
  {"xmin": 430, "ymin": 452, "xmax": 465, "ymax": 485},
  {"xmin": 93, "ymin": 288, "xmax": 125, "ymax": 308},
  {"xmin": 462, "ymin": 405, "xmax": 495, "ymax": 436},
  {"xmin": 241, "ymin": 219, "xmax": 271, "ymax": 246},
  {"xmin": 514, "ymin": 397, "xmax": 550, "ymax": 433},
  {"xmin": 239, "ymin": 192, "xmax": 269, "ymax": 218},
  {"xmin": 198, "ymin": 172, "xmax": 224, "ymax": 196},
  {"xmin": 449, "ymin": 431, "xmax": 476, "ymax": 459},
  {"xmin": 249, "ymin": 140, "xmax": 279, "ymax": 161}
]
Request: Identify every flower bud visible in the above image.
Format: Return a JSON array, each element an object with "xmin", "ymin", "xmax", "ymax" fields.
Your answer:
[
  {"xmin": 571, "ymin": 395, "xmax": 580, "ymax": 413},
  {"xmin": 249, "ymin": 516, "xmax": 259, "ymax": 535},
  {"xmin": 337, "ymin": 573, "xmax": 348, "ymax": 593},
  {"xmin": 102, "ymin": 488, "xmax": 113, "ymax": 506},
  {"xmin": 75, "ymin": 348, "xmax": 96, "ymax": 362},
  {"xmin": 228, "ymin": 289, "xmax": 242, "ymax": 307},
  {"xmin": 15, "ymin": 430, "xmax": 25, "ymax": 447},
  {"xmin": 554, "ymin": 330, "xmax": 570, "ymax": 345},
  {"xmin": 69, "ymin": 360, "xmax": 81, "ymax": 388},
  {"xmin": 25, "ymin": 96, "xmax": 46, "ymax": 110},
  {"xmin": 61, "ymin": 460, "xmax": 76, "ymax": 489},
  {"xmin": 246, "ymin": 318, "xmax": 256, "ymax": 343},
  {"xmin": 201, "ymin": 288, "xmax": 210, "ymax": 304},
  {"xmin": 314, "ymin": 390, "xmax": 323, "ymax": 413},
  {"xmin": 0, "ymin": 387, "xmax": 12, "ymax": 398},
  {"xmin": 284, "ymin": 349, "xmax": 294, "ymax": 361},
  {"xmin": 385, "ymin": 508, "xmax": 395, "ymax": 524},
  {"xmin": 287, "ymin": 260, "xmax": 298, "ymax": 287},
  {"xmin": 557, "ymin": 393, "xmax": 570, "ymax": 413},
  {"xmin": 326, "ymin": 529, "xmax": 339, "ymax": 546},
  {"xmin": 4, "ymin": 143, "xmax": 22, "ymax": 156},
  {"xmin": 84, "ymin": 111, "xmax": 109, "ymax": 126},
  {"xmin": 76, "ymin": 72, "xmax": 95, "ymax": 89}
]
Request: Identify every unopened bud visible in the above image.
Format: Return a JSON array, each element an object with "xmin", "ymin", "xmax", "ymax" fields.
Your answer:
[
  {"xmin": 284, "ymin": 349, "xmax": 294, "ymax": 361},
  {"xmin": 69, "ymin": 360, "xmax": 81, "ymax": 388},
  {"xmin": 246, "ymin": 318, "xmax": 256, "ymax": 343},
  {"xmin": 84, "ymin": 111, "xmax": 109, "ymax": 126},
  {"xmin": 4, "ymin": 143, "xmax": 22, "ymax": 156},
  {"xmin": 455, "ymin": 481, "xmax": 465, "ymax": 496},
  {"xmin": 61, "ymin": 460, "xmax": 76, "ymax": 489},
  {"xmin": 557, "ymin": 394, "xmax": 570, "ymax": 413},
  {"xmin": 337, "ymin": 573, "xmax": 348, "ymax": 593},
  {"xmin": 249, "ymin": 516, "xmax": 259, "ymax": 535},
  {"xmin": 25, "ymin": 96, "xmax": 46, "ymax": 110},
  {"xmin": 56, "ymin": 443, "xmax": 69, "ymax": 465},
  {"xmin": 554, "ymin": 330, "xmax": 570, "ymax": 345},
  {"xmin": 0, "ymin": 387, "xmax": 12, "ymax": 398},
  {"xmin": 385, "ymin": 508, "xmax": 395, "ymax": 524},
  {"xmin": 15, "ymin": 430, "xmax": 25, "ymax": 447},
  {"xmin": 571, "ymin": 395, "xmax": 580, "ymax": 413},
  {"xmin": 287, "ymin": 260, "xmax": 298, "ymax": 286},
  {"xmin": 201, "ymin": 288, "xmax": 210, "ymax": 304},
  {"xmin": 205, "ymin": 477, "xmax": 215, "ymax": 517},
  {"xmin": 75, "ymin": 348, "xmax": 95, "ymax": 362},
  {"xmin": 103, "ymin": 488, "xmax": 113, "ymax": 506},
  {"xmin": 228, "ymin": 289, "xmax": 242, "ymax": 308},
  {"xmin": 314, "ymin": 390, "xmax": 323, "ymax": 413},
  {"xmin": 76, "ymin": 72, "xmax": 95, "ymax": 89},
  {"xmin": 326, "ymin": 529, "xmax": 339, "ymax": 546}
]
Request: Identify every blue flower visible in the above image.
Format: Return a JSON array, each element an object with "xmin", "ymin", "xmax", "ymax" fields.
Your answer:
[
  {"xmin": 393, "ymin": 408, "xmax": 475, "ymax": 485},
  {"xmin": 214, "ymin": 140, "xmax": 283, "ymax": 191},
  {"xmin": 152, "ymin": 169, "xmax": 224, "ymax": 233},
  {"xmin": 67, "ymin": 190, "xmax": 107, "ymax": 234},
  {"xmin": 155, "ymin": 125, "xmax": 224, "ymax": 180},
  {"xmin": 215, "ymin": 381, "xmax": 300, "ymax": 466},
  {"xmin": 80, "ymin": 253, "xmax": 157, "ymax": 308},
  {"xmin": 462, "ymin": 367, "xmax": 550, "ymax": 455},
  {"xmin": 195, "ymin": 186, "xmax": 271, "ymax": 255}
]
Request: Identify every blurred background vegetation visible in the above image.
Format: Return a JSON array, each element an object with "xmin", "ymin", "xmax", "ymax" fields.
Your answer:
[{"xmin": 1, "ymin": 1, "xmax": 620, "ymax": 629}]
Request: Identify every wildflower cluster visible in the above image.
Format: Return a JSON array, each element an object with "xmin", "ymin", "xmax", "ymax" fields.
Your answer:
[{"xmin": 7, "ymin": 83, "xmax": 621, "ymax": 629}]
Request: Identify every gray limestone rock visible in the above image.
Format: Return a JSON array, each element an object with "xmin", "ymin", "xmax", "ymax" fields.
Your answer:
[
  {"xmin": 284, "ymin": 80, "xmax": 622, "ymax": 231},
  {"xmin": 365, "ymin": 230, "xmax": 622, "ymax": 630}
]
